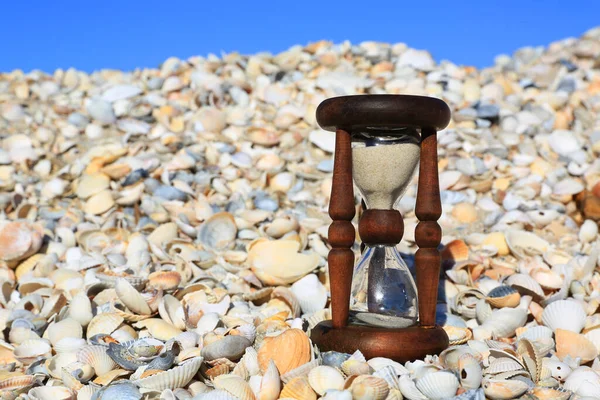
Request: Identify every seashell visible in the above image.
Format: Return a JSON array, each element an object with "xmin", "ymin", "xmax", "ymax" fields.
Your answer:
[
  {"xmin": 257, "ymin": 329, "xmax": 311, "ymax": 375},
  {"xmin": 290, "ymin": 274, "xmax": 328, "ymax": 315},
  {"xmin": 367, "ymin": 357, "xmax": 409, "ymax": 375},
  {"xmin": 86, "ymin": 313, "xmax": 124, "ymax": 339},
  {"xmin": 563, "ymin": 366, "xmax": 600, "ymax": 393},
  {"xmin": 350, "ymin": 375, "xmax": 390, "ymax": 400},
  {"xmin": 132, "ymin": 319, "xmax": 182, "ymax": 341},
  {"xmin": 485, "ymin": 357, "xmax": 524, "ymax": 375},
  {"xmin": 148, "ymin": 271, "xmax": 181, "ymax": 291},
  {"xmin": 213, "ymin": 374, "xmax": 256, "ymax": 400},
  {"xmin": 458, "ymin": 353, "xmax": 483, "ymax": 390},
  {"xmin": 308, "ymin": 366, "xmax": 345, "ymax": 395},
  {"xmin": 372, "ymin": 365, "xmax": 400, "ymax": 390},
  {"xmin": 76, "ymin": 384, "xmax": 101, "ymax": 400},
  {"xmin": 530, "ymin": 387, "xmax": 571, "ymax": 400},
  {"xmin": 13, "ymin": 338, "xmax": 52, "ymax": 364},
  {"xmin": 280, "ymin": 376, "xmax": 317, "ymax": 400},
  {"xmin": 505, "ymin": 230, "xmax": 550, "ymax": 259},
  {"xmin": 84, "ymin": 190, "xmax": 115, "ymax": 215},
  {"xmin": 398, "ymin": 374, "xmax": 427, "ymax": 400},
  {"xmin": 198, "ymin": 212, "xmax": 237, "ymax": 250},
  {"xmin": 444, "ymin": 325, "xmax": 473, "ymax": 345},
  {"xmin": 530, "ymin": 268, "xmax": 563, "ymax": 290},
  {"xmin": 68, "ymin": 292, "xmax": 94, "ymax": 327},
  {"xmin": 158, "ymin": 294, "xmax": 186, "ymax": 330},
  {"xmin": 133, "ymin": 357, "xmax": 202, "ymax": 391},
  {"xmin": 486, "ymin": 285, "xmax": 520, "ymax": 308},
  {"xmin": 77, "ymin": 345, "xmax": 118, "ymax": 376},
  {"xmin": 416, "ymin": 371, "xmax": 459, "ymax": 400},
  {"xmin": 0, "ymin": 221, "xmax": 43, "ymax": 262},
  {"xmin": 270, "ymin": 286, "xmax": 301, "ymax": 318},
  {"xmin": 555, "ymin": 329, "xmax": 599, "ymax": 363},
  {"xmin": 61, "ymin": 367, "xmax": 84, "ymax": 391},
  {"xmin": 280, "ymin": 360, "xmax": 320, "ymax": 384},
  {"xmin": 439, "ymin": 346, "xmax": 481, "ymax": 371},
  {"xmin": 341, "ymin": 359, "xmax": 372, "ymax": 375},
  {"xmin": 115, "ymin": 278, "xmax": 152, "ymax": 315},
  {"xmin": 0, "ymin": 374, "xmax": 39, "ymax": 390},
  {"xmin": 579, "ymin": 219, "xmax": 598, "ymax": 243},
  {"xmin": 481, "ymin": 377, "xmax": 529, "ymax": 400},
  {"xmin": 505, "ymin": 273, "xmax": 545, "ymax": 302},
  {"xmin": 76, "ymin": 173, "xmax": 110, "ymax": 199},
  {"xmin": 257, "ymin": 359, "xmax": 281, "ymax": 400},
  {"xmin": 517, "ymin": 325, "xmax": 553, "ymax": 341},
  {"xmin": 54, "ymin": 337, "xmax": 87, "ymax": 354},
  {"xmin": 441, "ymin": 239, "xmax": 470, "ymax": 262},
  {"xmin": 542, "ymin": 300, "xmax": 586, "ymax": 333},
  {"xmin": 321, "ymin": 390, "xmax": 353, "ymax": 400},
  {"xmin": 201, "ymin": 335, "xmax": 251, "ymax": 362},
  {"xmin": 47, "ymin": 352, "xmax": 79, "ymax": 379},
  {"xmin": 28, "ymin": 386, "xmax": 75, "ymax": 400},
  {"xmin": 248, "ymin": 240, "xmax": 320, "ymax": 285},
  {"xmin": 89, "ymin": 382, "xmax": 140, "ymax": 400},
  {"xmin": 92, "ymin": 368, "xmax": 130, "ymax": 386},
  {"xmin": 478, "ymin": 307, "xmax": 527, "ymax": 338},
  {"xmin": 47, "ymin": 318, "xmax": 83, "ymax": 346},
  {"xmin": 541, "ymin": 358, "xmax": 572, "ymax": 381}
]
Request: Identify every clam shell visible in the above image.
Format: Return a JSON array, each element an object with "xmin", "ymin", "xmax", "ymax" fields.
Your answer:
[
  {"xmin": 555, "ymin": 328, "xmax": 599, "ymax": 363},
  {"xmin": 158, "ymin": 294, "xmax": 186, "ymax": 330},
  {"xmin": 486, "ymin": 285, "xmax": 521, "ymax": 308},
  {"xmin": 47, "ymin": 318, "xmax": 83, "ymax": 346},
  {"xmin": 132, "ymin": 318, "xmax": 182, "ymax": 341},
  {"xmin": 367, "ymin": 357, "xmax": 409, "ymax": 375},
  {"xmin": 86, "ymin": 313, "xmax": 124, "ymax": 339},
  {"xmin": 258, "ymin": 359, "xmax": 281, "ymax": 400},
  {"xmin": 248, "ymin": 240, "xmax": 319, "ymax": 285},
  {"xmin": 84, "ymin": 190, "xmax": 115, "ymax": 215},
  {"xmin": 505, "ymin": 230, "xmax": 550, "ymax": 259},
  {"xmin": 504, "ymin": 273, "xmax": 545, "ymax": 301},
  {"xmin": 198, "ymin": 212, "xmax": 237, "ymax": 250},
  {"xmin": 54, "ymin": 337, "xmax": 87, "ymax": 354},
  {"xmin": 482, "ymin": 377, "xmax": 529, "ymax": 400},
  {"xmin": 280, "ymin": 376, "xmax": 317, "ymax": 400},
  {"xmin": 115, "ymin": 278, "xmax": 152, "ymax": 315},
  {"xmin": 350, "ymin": 375, "xmax": 390, "ymax": 400},
  {"xmin": 541, "ymin": 300, "xmax": 586, "ymax": 333},
  {"xmin": 133, "ymin": 357, "xmax": 203, "ymax": 390},
  {"xmin": 372, "ymin": 365, "xmax": 400, "ymax": 390},
  {"xmin": 67, "ymin": 292, "xmax": 94, "ymax": 327},
  {"xmin": 415, "ymin": 371, "xmax": 459, "ymax": 400},
  {"xmin": 530, "ymin": 387, "xmax": 571, "ymax": 400},
  {"xmin": 14, "ymin": 338, "xmax": 52, "ymax": 364},
  {"xmin": 458, "ymin": 353, "xmax": 483, "ymax": 390},
  {"xmin": 257, "ymin": 328, "xmax": 311, "ymax": 375},
  {"xmin": 0, "ymin": 221, "xmax": 43, "ymax": 262},
  {"xmin": 308, "ymin": 366, "xmax": 345, "ymax": 395},
  {"xmin": 213, "ymin": 374, "xmax": 256, "ymax": 400},
  {"xmin": 290, "ymin": 274, "xmax": 328, "ymax": 315},
  {"xmin": 563, "ymin": 366, "xmax": 600, "ymax": 393},
  {"xmin": 479, "ymin": 307, "xmax": 527, "ymax": 338},
  {"xmin": 341, "ymin": 359, "xmax": 371, "ymax": 376},
  {"xmin": 77, "ymin": 345, "xmax": 118, "ymax": 376}
]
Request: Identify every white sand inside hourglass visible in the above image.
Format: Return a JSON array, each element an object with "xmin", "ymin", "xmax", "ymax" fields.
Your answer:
[{"xmin": 352, "ymin": 142, "xmax": 421, "ymax": 209}]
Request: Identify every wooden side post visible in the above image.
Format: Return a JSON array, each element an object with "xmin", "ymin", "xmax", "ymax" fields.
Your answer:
[
  {"xmin": 415, "ymin": 127, "xmax": 442, "ymax": 328},
  {"xmin": 327, "ymin": 129, "xmax": 356, "ymax": 328}
]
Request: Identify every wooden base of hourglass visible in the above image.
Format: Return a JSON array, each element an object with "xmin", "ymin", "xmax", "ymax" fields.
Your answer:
[
  {"xmin": 311, "ymin": 322, "xmax": 449, "ymax": 363},
  {"xmin": 311, "ymin": 95, "xmax": 452, "ymax": 363}
]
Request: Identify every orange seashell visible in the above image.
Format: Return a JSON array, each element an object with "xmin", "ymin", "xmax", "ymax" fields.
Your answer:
[
  {"xmin": 148, "ymin": 271, "xmax": 182, "ymax": 291},
  {"xmin": 257, "ymin": 329, "xmax": 311, "ymax": 375},
  {"xmin": 441, "ymin": 240, "xmax": 469, "ymax": 262},
  {"xmin": 555, "ymin": 329, "xmax": 598, "ymax": 363},
  {"xmin": 280, "ymin": 376, "xmax": 317, "ymax": 400}
]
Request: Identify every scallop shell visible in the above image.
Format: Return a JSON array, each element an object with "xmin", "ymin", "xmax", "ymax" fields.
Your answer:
[
  {"xmin": 350, "ymin": 375, "xmax": 390, "ymax": 400},
  {"xmin": 47, "ymin": 318, "xmax": 83, "ymax": 346},
  {"xmin": 541, "ymin": 300, "xmax": 586, "ymax": 333},
  {"xmin": 398, "ymin": 374, "xmax": 427, "ymax": 400},
  {"xmin": 280, "ymin": 360, "xmax": 320, "ymax": 384},
  {"xmin": 54, "ymin": 337, "xmax": 87, "ymax": 354},
  {"xmin": 555, "ymin": 328, "xmax": 599, "ymax": 363},
  {"xmin": 372, "ymin": 365, "xmax": 400, "ymax": 390},
  {"xmin": 148, "ymin": 271, "xmax": 182, "ymax": 291},
  {"xmin": 213, "ymin": 374, "xmax": 256, "ymax": 400},
  {"xmin": 280, "ymin": 376, "xmax": 317, "ymax": 400},
  {"xmin": 485, "ymin": 357, "xmax": 524, "ymax": 375},
  {"xmin": 516, "ymin": 325, "xmax": 553, "ymax": 341},
  {"xmin": 308, "ymin": 366, "xmax": 345, "ymax": 395},
  {"xmin": 290, "ymin": 274, "xmax": 328, "ymax": 315},
  {"xmin": 86, "ymin": 313, "xmax": 124, "ymax": 339},
  {"xmin": 0, "ymin": 375, "xmax": 39, "ymax": 390},
  {"xmin": 530, "ymin": 387, "xmax": 571, "ymax": 400},
  {"xmin": 486, "ymin": 285, "xmax": 521, "ymax": 308},
  {"xmin": 248, "ymin": 240, "xmax": 319, "ymax": 285},
  {"xmin": 257, "ymin": 328, "xmax": 311, "ymax": 375},
  {"xmin": 505, "ymin": 230, "xmax": 550, "ymax": 259},
  {"xmin": 482, "ymin": 377, "xmax": 529, "ymax": 400},
  {"xmin": 77, "ymin": 345, "xmax": 118, "ymax": 376},
  {"xmin": 415, "ymin": 371, "xmax": 459, "ymax": 400},
  {"xmin": 132, "ymin": 357, "xmax": 203, "ymax": 391},
  {"xmin": 28, "ymin": 386, "xmax": 75, "ymax": 400}
]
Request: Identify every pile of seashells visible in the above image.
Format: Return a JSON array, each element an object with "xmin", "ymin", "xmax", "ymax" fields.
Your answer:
[{"xmin": 1, "ymin": 25, "xmax": 600, "ymax": 400}]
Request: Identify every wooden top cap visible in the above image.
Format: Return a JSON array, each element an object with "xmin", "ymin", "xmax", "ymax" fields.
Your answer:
[{"xmin": 316, "ymin": 94, "xmax": 451, "ymax": 132}]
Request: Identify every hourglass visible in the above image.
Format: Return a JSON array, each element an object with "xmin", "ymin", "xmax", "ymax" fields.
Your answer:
[{"xmin": 311, "ymin": 95, "xmax": 451, "ymax": 362}]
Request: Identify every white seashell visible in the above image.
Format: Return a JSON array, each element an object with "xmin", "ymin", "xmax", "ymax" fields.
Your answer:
[
  {"xmin": 47, "ymin": 318, "xmax": 83, "ymax": 346},
  {"xmin": 416, "ymin": 371, "xmax": 459, "ymax": 400},
  {"xmin": 76, "ymin": 345, "xmax": 117, "ymax": 376},
  {"xmin": 542, "ymin": 299, "xmax": 586, "ymax": 333},
  {"xmin": 479, "ymin": 307, "xmax": 527, "ymax": 338},
  {"xmin": 350, "ymin": 375, "xmax": 389, "ymax": 400},
  {"xmin": 68, "ymin": 292, "xmax": 94, "ymax": 327},
  {"xmin": 14, "ymin": 338, "xmax": 52, "ymax": 364},
  {"xmin": 248, "ymin": 239, "xmax": 319, "ymax": 285},
  {"xmin": 458, "ymin": 353, "xmax": 482, "ymax": 390},
  {"xmin": 367, "ymin": 357, "xmax": 409, "ymax": 376},
  {"xmin": 258, "ymin": 360, "xmax": 281, "ymax": 400},
  {"xmin": 308, "ymin": 366, "xmax": 344, "ymax": 395},
  {"xmin": 485, "ymin": 357, "xmax": 524, "ymax": 375},
  {"xmin": 322, "ymin": 390, "xmax": 353, "ymax": 400},
  {"xmin": 564, "ymin": 366, "xmax": 600, "ymax": 393},
  {"xmin": 505, "ymin": 273, "xmax": 545, "ymax": 301},
  {"xmin": 133, "ymin": 357, "xmax": 203, "ymax": 391},
  {"xmin": 399, "ymin": 374, "xmax": 427, "ymax": 400},
  {"xmin": 174, "ymin": 331, "xmax": 199, "ymax": 350},
  {"xmin": 579, "ymin": 220, "xmax": 599, "ymax": 243},
  {"xmin": 290, "ymin": 274, "xmax": 328, "ymax": 315},
  {"xmin": 482, "ymin": 377, "xmax": 529, "ymax": 400},
  {"xmin": 542, "ymin": 358, "xmax": 572, "ymax": 381},
  {"xmin": 54, "ymin": 337, "xmax": 87, "ymax": 354},
  {"xmin": 505, "ymin": 230, "xmax": 550, "ymax": 259},
  {"xmin": 115, "ymin": 278, "xmax": 152, "ymax": 315},
  {"xmin": 47, "ymin": 352, "xmax": 78, "ymax": 379},
  {"xmin": 86, "ymin": 312, "xmax": 124, "ymax": 339},
  {"xmin": 198, "ymin": 212, "xmax": 238, "ymax": 250},
  {"xmin": 28, "ymin": 386, "xmax": 75, "ymax": 400},
  {"xmin": 517, "ymin": 325, "xmax": 553, "ymax": 341},
  {"xmin": 213, "ymin": 374, "xmax": 256, "ymax": 400},
  {"xmin": 526, "ymin": 209, "xmax": 560, "ymax": 228},
  {"xmin": 372, "ymin": 365, "xmax": 400, "ymax": 390},
  {"xmin": 195, "ymin": 312, "xmax": 221, "ymax": 335}
]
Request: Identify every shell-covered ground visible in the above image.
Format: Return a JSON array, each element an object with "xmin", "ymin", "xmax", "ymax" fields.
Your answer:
[{"xmin": 1, "ymin": 26, "xmax": 600, "ymax": 400}]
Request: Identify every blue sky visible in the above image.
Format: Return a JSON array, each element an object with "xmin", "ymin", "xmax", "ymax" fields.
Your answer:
[{"xmin": 1, "ymin": 0, "xmax": 598, "ymax": 73}]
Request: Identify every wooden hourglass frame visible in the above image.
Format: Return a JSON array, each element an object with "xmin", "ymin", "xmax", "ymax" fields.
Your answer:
[{"xmin": 311, "ymin": 95, "xmax": 451, "ymax": 362}]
